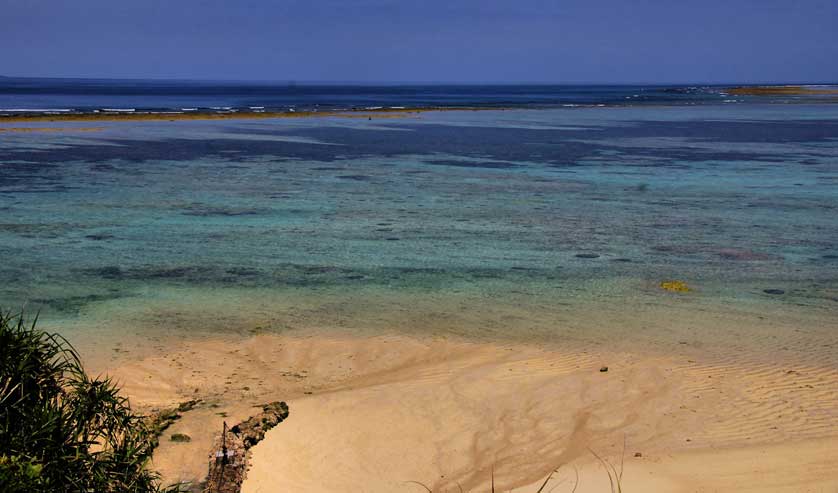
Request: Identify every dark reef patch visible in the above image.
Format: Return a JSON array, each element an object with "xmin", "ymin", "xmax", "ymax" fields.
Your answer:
[
  {"xmin": 139, "ymin": 266, "xmax": 216, "ymax": 279},
  {"xmin": 226, "ymin": 267, "xmax": 261, "ymax": 277},
  {"xmin": 652, "ymin": 245, "xmax": 703, "ymax": 255},
  {"xmin": 336, "ymin": 175, "xmax": 372, "ymax": 181},
  {"xmin": 423, "ymin": 159, "xmax": 520, "ymax": 169},
  {"xmin": 87, "ymin": 266, "xmax": 124, "ymax": 279},
  {"xmin": 0, "ymin": 222, "xmax": 78, "ymax": 238},
  {"xmin": 31, "ymin": 292, "xmax": 127, "ymax": 314},
  {"xmin": 74, "ymin": 262, "xmax": 568, "ymax": 290},
  {"xmin": 90, "ymin": 163, "xmax": 118, "ymax": 172},
  {"xmin": 717, "ymin": 249, "xmax": 782, "ymax": 262},
  {"xmin": 599, "ymin": 119, "xmax": 838, "ymax": 144},
  {"xmin": 83, "ymin": 265, "xmax": 215, "ymax": 281},
  {"xmin": 182, "ymin": 204, "xmax": 269, "ymax": 217},
  {"xmin": 85, "ymin": 233, "xmax": 115, "ymax": 241},
  {"xmin": 3, "ymin": 119, "xmax": 833, "ymax": 197}
]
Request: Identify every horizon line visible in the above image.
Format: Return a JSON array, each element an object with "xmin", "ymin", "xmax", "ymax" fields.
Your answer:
[{"xmin": 2, "ymin": 74, "xmax": 837, "ymax": 87}]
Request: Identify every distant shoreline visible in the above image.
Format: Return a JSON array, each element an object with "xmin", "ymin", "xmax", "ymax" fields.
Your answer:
[
  {"xmin": 3, "ymin": 85, "xmax": 838, "ymax": 123},
  {"xmin": 727, "ymin": 85, "xmax": 838, "ymax": 96}
]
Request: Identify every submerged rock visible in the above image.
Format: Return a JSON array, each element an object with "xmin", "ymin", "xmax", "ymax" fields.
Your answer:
[
  {"xmin": 764, "ymin": 289, "xmax": 785, "ymax": 295},
  {"xmin": 182, "ymin": 205, "xmax": 267, "ymax": 217},
  {"xmin": 87, "ymin": 265, "xmax": 123, "ymax": 279},
  {"xmin": 337, "ymin": 174, "xmax": 372, "ymax": 181},
  {"xmin": 660, "ymin": 280, "xmax": 691, "ymax": 293},
  {"xmin": 652, "ymin": 244, "xmax": 702, "ymax": 255},
  {"xmin": 84, "ymin": 233, "xmax": 115, "ymax": 241},
  {"xmin": 717, "ymin": 248, "xmax": 781, "ymax": 261}
]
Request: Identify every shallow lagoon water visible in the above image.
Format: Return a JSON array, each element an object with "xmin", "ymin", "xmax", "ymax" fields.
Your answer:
[{"xmin": 1, "ymin": 105, "xmax": 837, "ymax": 350}]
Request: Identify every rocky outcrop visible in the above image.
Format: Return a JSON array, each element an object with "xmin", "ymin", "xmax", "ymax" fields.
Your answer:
[{"xmin": 203, "ymin": 401, "xmax": 289, "ymax": 493}]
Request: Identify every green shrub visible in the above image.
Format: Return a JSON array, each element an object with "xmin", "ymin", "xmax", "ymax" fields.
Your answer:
[{"xmin": 0, "ymin": 310, "xmax": 174, "ymax": 492}]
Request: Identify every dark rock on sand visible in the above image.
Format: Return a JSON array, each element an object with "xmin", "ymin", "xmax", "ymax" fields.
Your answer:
[
  {"xmin": 204, "ymin": 402, "xmax": 289, "ymax": 493},
  {"xmin": 229, "ymin": 401, "xmax": 290, "ymax": 449}
]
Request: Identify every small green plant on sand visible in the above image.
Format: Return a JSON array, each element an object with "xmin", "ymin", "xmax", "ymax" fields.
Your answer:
[{"xmin": 0, "ymin": 310, "xmax": 175, "ymax": 492}]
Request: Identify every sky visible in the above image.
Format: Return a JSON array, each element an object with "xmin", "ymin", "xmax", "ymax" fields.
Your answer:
[{"xmin": 2, "ymin": 0, "xmax": 837, "ymax": 83}]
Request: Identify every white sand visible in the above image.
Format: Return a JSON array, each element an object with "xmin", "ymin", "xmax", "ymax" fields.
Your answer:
[{"xmin": 88, "ymin": 331, "xmax": 838, "ymax": 492}]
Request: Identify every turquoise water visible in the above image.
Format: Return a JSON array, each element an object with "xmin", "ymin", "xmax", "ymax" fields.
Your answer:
[{"xmin": 1, "ymin": 105, "xmax": 837, "ymax": 343}]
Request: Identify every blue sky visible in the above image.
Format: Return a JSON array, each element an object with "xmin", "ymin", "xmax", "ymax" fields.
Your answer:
[{"xmin": 2, "ymin": 0, "xmax": 837, "ymax": 83}]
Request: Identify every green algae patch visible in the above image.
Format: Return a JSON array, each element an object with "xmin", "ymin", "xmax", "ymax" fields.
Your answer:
[{"xmin": 660, "ymin": 280, "xmax": 691, "ymax": 293}]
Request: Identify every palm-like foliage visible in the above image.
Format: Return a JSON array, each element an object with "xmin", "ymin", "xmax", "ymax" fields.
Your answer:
[{"xmin": 0, "ymin": 310, "xmax": 172, "ymax": 492}]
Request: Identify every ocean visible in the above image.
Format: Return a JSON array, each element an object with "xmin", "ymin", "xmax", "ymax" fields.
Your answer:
[
  {"xmin": 1, "ymin": 79, "xmax": 837, "ymax": 352},
  {"xmin": 2, "ymin": 77, "xmax": 838, "ymax": 114}
]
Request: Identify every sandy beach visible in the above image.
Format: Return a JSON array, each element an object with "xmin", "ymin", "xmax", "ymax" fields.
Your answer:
[{"xmin": 81, "ymin": 305, "xmax": 838, "ymax": 492}]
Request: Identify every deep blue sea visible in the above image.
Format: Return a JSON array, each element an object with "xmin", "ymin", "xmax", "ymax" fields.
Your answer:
[
  {"xmin": 2, "ymin": 77, "xmax": 837, "ymax": 114},
  {"xmin": 0, "ymin": 79, "xmax": 836, "ymax": 356}
]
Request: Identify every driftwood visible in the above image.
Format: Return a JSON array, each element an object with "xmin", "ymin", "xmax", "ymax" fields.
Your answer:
[{"xmin": 203, "ymin": 401, "xmax": 289, "ymax": 493}]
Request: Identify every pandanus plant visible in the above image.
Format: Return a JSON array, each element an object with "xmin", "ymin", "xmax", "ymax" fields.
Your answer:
[{"xmin": 0, "ymin": 310, "xmax": 175, "ymax": 492}]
